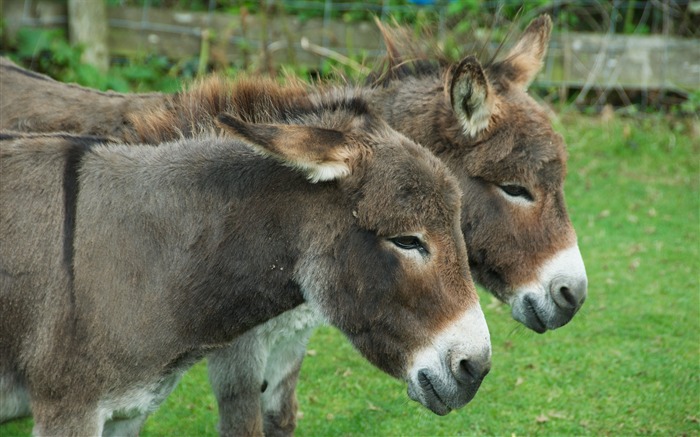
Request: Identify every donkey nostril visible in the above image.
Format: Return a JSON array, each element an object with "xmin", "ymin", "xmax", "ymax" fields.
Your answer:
[
  {"xmin": 560, "ymin": 286, "xmax": 577, "ymax": 307},
  {"xmin": 459, "ymin": 359, "xmax": 472, "ymax": 381},
  {"xmin": 458, "ymin": 358, "xmax": 490, "ymax": 384},
  {"xmin": 551, "ymin": 279, "xmax": 587, "ymax": 310}
]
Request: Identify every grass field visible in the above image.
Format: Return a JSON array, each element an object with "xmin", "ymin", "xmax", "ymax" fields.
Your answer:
[{"xmin": 2, "ymin": 112, "xmax": 698, "ymax": 436}]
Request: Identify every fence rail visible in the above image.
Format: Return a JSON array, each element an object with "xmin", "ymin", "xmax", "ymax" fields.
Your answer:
[{"xmin": 2, "ymin": 0, "xmax": 699, "ymax": 105}]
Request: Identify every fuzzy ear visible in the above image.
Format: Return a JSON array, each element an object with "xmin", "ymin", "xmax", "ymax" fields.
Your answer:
[
  {"xmin": 217, "ymin": 113, "xmax": 356, "ymax": 183},
  {"xmin": 449, "ymin": 55, "xmax": 494, "ymax": 138},
  {"xmin": 374, "ymin": 16, "xmax": 403, "ymax": 64},
  {"xmin": 499, "ymin": 14, "xmax": 552, "ymax": 89}
]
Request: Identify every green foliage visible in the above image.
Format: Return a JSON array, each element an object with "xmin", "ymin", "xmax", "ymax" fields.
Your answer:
[
  {"xmin": 15, "ymin": 28, "xmax": 102, "ymax": 87},
  {"xmin": 2, "ymin": 114, "xmax": 697, "ymax": 436},
  {"xmin": 111, "ymin": 56, "xmax": 184, "ymax": 92},
  {"xmin": 99, "ymin": 0, "xmax": 695, "ymax": 36},
  {"xmin": 11, "ymin": 28, "xmax": 185, "ymax": 93},
  {"xmin": 443, "ymin": 0, "xmax": 683, "ymax": 35},
  {"xmin": 106, "ymin": 0, "xmax": 221, "ymax": 11},
  {"xmin": 680, "ymin": 89, "xmax": 700, "ymax": 115}
]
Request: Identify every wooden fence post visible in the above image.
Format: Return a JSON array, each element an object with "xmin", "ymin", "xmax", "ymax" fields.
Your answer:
[{"xmin": 68, "ymin": 0, "xmax": 109, "ymax": 72}]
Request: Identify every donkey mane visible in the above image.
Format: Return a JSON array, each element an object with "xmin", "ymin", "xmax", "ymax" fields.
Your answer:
[
  {"xmin": 129, "ymin": 75, "xmax": 372, "ymax": 144},
  {"xmin": 366, "ymin": 22, "xmax": 452, "ymax": 88},
  {"xmin": 0, "ymin": 131, "xmax": 117, "ymax": 143},
  {"xmin": 130, "ymin": 16, "xmax": 551, "ymax": 145}
]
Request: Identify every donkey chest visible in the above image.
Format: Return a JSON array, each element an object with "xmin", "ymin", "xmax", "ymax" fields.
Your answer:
[
  {"xmin": 254, "ymin": 303, "xmax": 323, "ymax": 346},
  {"xmin": 98, "ymin": 371, "xmax": 183, "ymax": 424}
]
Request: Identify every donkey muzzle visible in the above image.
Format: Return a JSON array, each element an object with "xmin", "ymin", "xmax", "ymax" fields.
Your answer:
[
  {"xmin": 406, "ymin": 306, "xmax": 491, "ymax": 415},
  {"xmin": 511, "ymin": 244, "xmax": 588, "ymax": 332},
  {"xmin": 408, "ymin": 347, "xmax": 491, "ymax": 415}
]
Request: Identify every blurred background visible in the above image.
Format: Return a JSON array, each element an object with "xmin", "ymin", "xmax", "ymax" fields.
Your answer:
[{"xmin": 1, "ymin": 0, "xmax": 699, "ymax": 114}]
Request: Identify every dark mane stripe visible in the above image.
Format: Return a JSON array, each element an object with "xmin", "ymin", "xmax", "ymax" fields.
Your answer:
[
  {"xmin": 0, "ymin": 62, "xmax": 55, "ymax": 83},
  {"xmin": 0, "ymin": 132, "xmax": 21, "ymax": 141},
  {"xmin": 62, "ymin": 137, "xmax": 100, "ymax": 285},
  {"xmin": 287, "ymin": 95, "xmax": 371, "ymax": 121}
]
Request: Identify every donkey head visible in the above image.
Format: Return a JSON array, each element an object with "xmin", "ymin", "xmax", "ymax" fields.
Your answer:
[
  {"xmin": 372, "ymin": 15, "xmax": 587, "ymax": 333},
  {"xmin": 217, "ymin": 104, "xmax": 491, "ymax": 415}
]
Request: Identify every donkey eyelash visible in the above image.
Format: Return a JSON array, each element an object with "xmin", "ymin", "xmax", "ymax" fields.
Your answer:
[
  {"xmin": 388, "ymin": 235, "xmax": 429, "ymax": 255},
  {"xmin": 498, "ymin": 184, "xmax": 535, "ymax": 202}
]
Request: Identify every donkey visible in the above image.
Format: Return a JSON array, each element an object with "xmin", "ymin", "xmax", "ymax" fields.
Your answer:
[
  {"xmin": 0, "ymin": 79, "xmax": 492, "ymax": 436},
  {"xmin": 0, "ymin": 16, "xmax": 587, "ymax": 333},
  {"xmin": 0, "ymin": 14, "xmax": 586, "ymax": 436}
]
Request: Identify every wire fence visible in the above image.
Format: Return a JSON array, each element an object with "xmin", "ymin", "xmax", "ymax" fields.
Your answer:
[{"xmin": 5, "ymin": 0, "xmax": 700, "ymax": 109}]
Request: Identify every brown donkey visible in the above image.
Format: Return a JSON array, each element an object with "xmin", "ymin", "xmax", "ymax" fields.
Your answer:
[
  {"xmin": 0, "ymin": 14, "xmax": 586, "ymax": 436},
  {"xmin": 0, "ymin": 16, "xmax": 586, "ymax": 332},
  {"xmin": 366, "ymin": 15, "xmax": 587, "ymax": 330},
  {"xmin": 0, "ymin": 79, "xmax": 491, "ymax": 436}
]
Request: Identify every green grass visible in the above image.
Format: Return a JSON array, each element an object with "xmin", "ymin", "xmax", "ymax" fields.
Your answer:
[{"xmin": 2, "ymin": 113, "xmax": 698, "ymax": 436}]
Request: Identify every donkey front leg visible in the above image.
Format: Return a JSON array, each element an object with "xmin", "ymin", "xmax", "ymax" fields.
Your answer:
[
  {"xmin": 208, "ymin": 329, "xmax": 268, "ymax": 437},
  {"xmin": 102, "ymin": 414, "xmax": 149, "ymax": 437},
  {"xmin": 0, "ymin": 372, "xmax": 32, "ymax": 423},
  {"xmin": 261, "ymin": 326, "xmax": 316, "ymax": 437},
  {"xmin": 261, "ymin": 357, "xmax": 303, "ymax": 437},
  {"xmin": 102, "ymin": 370, "xmax": 182, "ymax": 437},
  {"xmin": 31, "ymin": 400, "xmax": 103, "ymax": 437}
]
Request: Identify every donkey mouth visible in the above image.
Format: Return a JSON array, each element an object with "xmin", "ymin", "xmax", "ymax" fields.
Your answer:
[
  {"xmin": 521, "ymin": 296, "xmax": 547, "ymax": 333},
  {"xmin": 513, "ymin": 292, "xmax": 580, "ymax": 333},
  {"xmin": 416, "ymin": 370, "xmax": 451, "ymax": 415}
]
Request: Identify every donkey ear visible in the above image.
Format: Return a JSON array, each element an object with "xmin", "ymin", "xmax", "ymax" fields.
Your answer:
[
  {"xmin": 449, "ymin": 55, "xmax": 494, "ymax": 138},
  {"xmin": 499, "ymin": 14, "xmax": 552, "ymax": 89},
  {"xmin": 217, "ymin": 113, "xmax": 356, "ymax": 183}
]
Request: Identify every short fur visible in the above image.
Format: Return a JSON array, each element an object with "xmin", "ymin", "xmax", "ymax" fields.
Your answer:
[
  {"xmin": 0, "ymin": 81, "xmax": 489, "ymax": 435},
  {"xmin": 0, "ymin": 14, "xmax": 585, "ymax": 436},
  {"xmin": 0, "ymin": 16, "xmax": 579, "ymax": 308}
]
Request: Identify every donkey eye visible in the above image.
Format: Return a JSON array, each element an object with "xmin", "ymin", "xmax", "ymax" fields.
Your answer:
[
  {"xmin": 499, "ymin": 184, "xmax": 534, "ymax": 201},
  {"xmin": 389, "ymin": 236, "xmax": 428, "ymax": 253}
]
